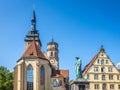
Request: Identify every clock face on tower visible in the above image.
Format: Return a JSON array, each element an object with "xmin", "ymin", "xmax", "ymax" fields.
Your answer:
[{"xmin": 50, "ymin": 58, "xmax": 55, "ymax": 64}]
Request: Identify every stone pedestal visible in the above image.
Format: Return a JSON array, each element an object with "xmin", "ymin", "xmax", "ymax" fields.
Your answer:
[{"xmin": 70, "ymin": 78, "xmax": 89, "ymax": 90}]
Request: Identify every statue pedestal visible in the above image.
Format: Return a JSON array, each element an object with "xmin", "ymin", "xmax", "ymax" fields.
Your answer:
[{"xmin": 70, "ymin": 78, "xmax": 89, "ymax": 90}]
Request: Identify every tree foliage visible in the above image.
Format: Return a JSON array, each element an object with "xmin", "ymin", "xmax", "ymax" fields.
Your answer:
[{"xmin": 0, "ymin": 66, "xmax": 13, "ymax": 90}]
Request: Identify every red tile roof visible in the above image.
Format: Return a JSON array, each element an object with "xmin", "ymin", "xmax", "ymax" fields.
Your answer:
[
  {"xmin": 19, "ymin": 41, "xmax": 48, "ymax": 60},
  {"xmin": 82, "ymin": 54, "xmax": 98, "ymax": 76},
  {"xmin": 53, "ymin": 69, "xmax": 69, "ymax": 78}
]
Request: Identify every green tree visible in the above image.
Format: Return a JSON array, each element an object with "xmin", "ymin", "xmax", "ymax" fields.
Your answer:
[{"xmin": 0, "ymin": 66, "xmax": 13, "ymax": 90}]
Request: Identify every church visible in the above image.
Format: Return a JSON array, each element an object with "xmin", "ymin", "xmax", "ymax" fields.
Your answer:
[{"xmin": 13, "ymin": 10, "xmax": 69, "ymax": 90}]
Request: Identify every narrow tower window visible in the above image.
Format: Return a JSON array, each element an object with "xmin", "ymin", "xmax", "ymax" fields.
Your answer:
[
  {"xmin": 51, "ymin": 52, "xmax": 53, "ymax": 57},
  {"xmin": 27, "ymin": 65, "xmax": 33, "ymax": 90}
]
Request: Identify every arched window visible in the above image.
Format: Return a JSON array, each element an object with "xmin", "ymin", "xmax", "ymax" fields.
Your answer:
[
  {"xmin": 53, "ymin": 79, "xmax": 58, "ymax": 87},
  {"xmin": 51, "ymin": 52, "xmax": 53, "ymax": 57},
  {"xmin": 40, "ymin": 66, "xmax": 45, "ymax": 85},
  {"xmin": 27, "ymin": 65, "xmax": 33, "ymax": 90}
]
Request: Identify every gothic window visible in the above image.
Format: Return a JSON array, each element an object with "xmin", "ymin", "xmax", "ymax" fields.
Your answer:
[
  {"xmin": 53, "ymin": 79, "xmax": 58, "ymax": 87},
  {"xmin": 101, "ymin": 67, "xmax": 105, "ymax": 72},
  {"xmin": 40, "ymin": 66, "xmax": 45, "ymax": 85},
  {"xmin": 102, "ymin": 75, "xmax": 105, "ymax": 80},
  {"xmin": 94, "ymin": 67, "xmax": 98, "ymax": 72},
  {"xmin": 101, "ymin": 59, "xmax": 104, "ymax": 64},
  {"xmin": 108, "ymin": 67, "xmax": 112, "ymax": 72},
  {"xmin": 27, "ymin": 65, "xmax": 33, "ymax": 90}
]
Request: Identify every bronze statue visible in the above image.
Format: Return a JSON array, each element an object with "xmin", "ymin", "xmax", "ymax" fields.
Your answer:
[{"xmin": 75, "ymin": 57, "xmax": 82, "ymax": 79}]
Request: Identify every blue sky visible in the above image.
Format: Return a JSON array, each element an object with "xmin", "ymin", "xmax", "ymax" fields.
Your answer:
[{"xmin": 0, "ymin": 0, "xmax": 120, "ymax": 80}]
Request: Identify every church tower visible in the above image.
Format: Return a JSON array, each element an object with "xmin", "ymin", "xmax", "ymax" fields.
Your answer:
[
  {"xmin": 25, "ymin": 10, "xmax": 42, "ymax": 49},
  {"xmin": 47, "ymin": 38, "xmax": 59, "ymax": 70}
]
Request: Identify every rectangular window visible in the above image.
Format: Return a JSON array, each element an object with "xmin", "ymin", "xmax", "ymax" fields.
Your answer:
[
  {"xmin": 87, "ymin": 74, "xmax": 89, "ymax": 79},
  {"xmin": 94, "ymin": 84, "xmax": 99, "ymax": 89},
  {"xmin": 97, "ymin": 59, "xmax": 100, "ymax": 64},
  {"xmin": 108, "ymin": 67, "xmax": 112, "ymax": 72},
  {"xmin": 117, "ymin": 75, "xmax": 119, "ymax": 80},
  {"xmin": 101, "ymin": 59, "xmax": 104, "ymax": 64},
  {"xmin": 110, "ymin": 84, "xmax": 114, "ymax": 89},
  {"xmin": 109, "ymin": 75, "xmax": 113, "ymax": 80},
  {"xmin": 106, "ymin": 60, "xmax": 108, "ymax": 64},
  {"xmin": 94, "ymin": 67, "xmax": 98, "ymax": 72},
  {"xmin": 102, "ymin": 75, "xmax": 105, "ymax": 80},
  {"xmin": 118, "ymin": 85, "xmax": 120, "ymax": 89},
  {"xmin": 101, "ymin": 67, "xmax": 105, "ymax": 72},
  {"xmin": 94, "ymin": 74, "xmax": 98, "ymax": 80}
]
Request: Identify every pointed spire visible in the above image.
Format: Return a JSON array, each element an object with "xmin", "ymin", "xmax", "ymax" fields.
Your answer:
[
  {"xmin": 52, "ymin": 36, "xmax": 54, "ymax": 42},
  {"xmin": 100, "ymin": 45, "xmax": 105, "ymax": 53},
  {"xmin": 24, "ymin": 10, "xmax": 42, "ymax": 48},
  {"xmin": 31, "ymin": 10, "xmax": 36, "ymax": 31}
]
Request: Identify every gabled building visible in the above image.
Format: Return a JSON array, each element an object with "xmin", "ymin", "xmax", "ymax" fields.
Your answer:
[
  {"xmin": 82, "ymin": 46, "xmax": 120, "ymax": 90},
  {"xmin": 14, "ymin": 10, "xmax": 69, "ymax": 90}
]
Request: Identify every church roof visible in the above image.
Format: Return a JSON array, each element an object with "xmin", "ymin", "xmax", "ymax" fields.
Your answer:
[
  {"xmin": 52, "ymin": 69, "xmax": 69, "ymax": 78},
  {"xmin": 18, "ymin": 41, "xmax": 48, "ymax": 61}
]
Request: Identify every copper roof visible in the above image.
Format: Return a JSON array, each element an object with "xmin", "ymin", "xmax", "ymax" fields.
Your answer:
[{"xmin": 20, "ymin": 41, "xmax": 48, "ymax": 60}]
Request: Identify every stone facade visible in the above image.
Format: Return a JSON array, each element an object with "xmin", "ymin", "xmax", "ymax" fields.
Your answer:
[{"xmin": 82, "ymin": 46, "xmax": 120, "ymax": 90}]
